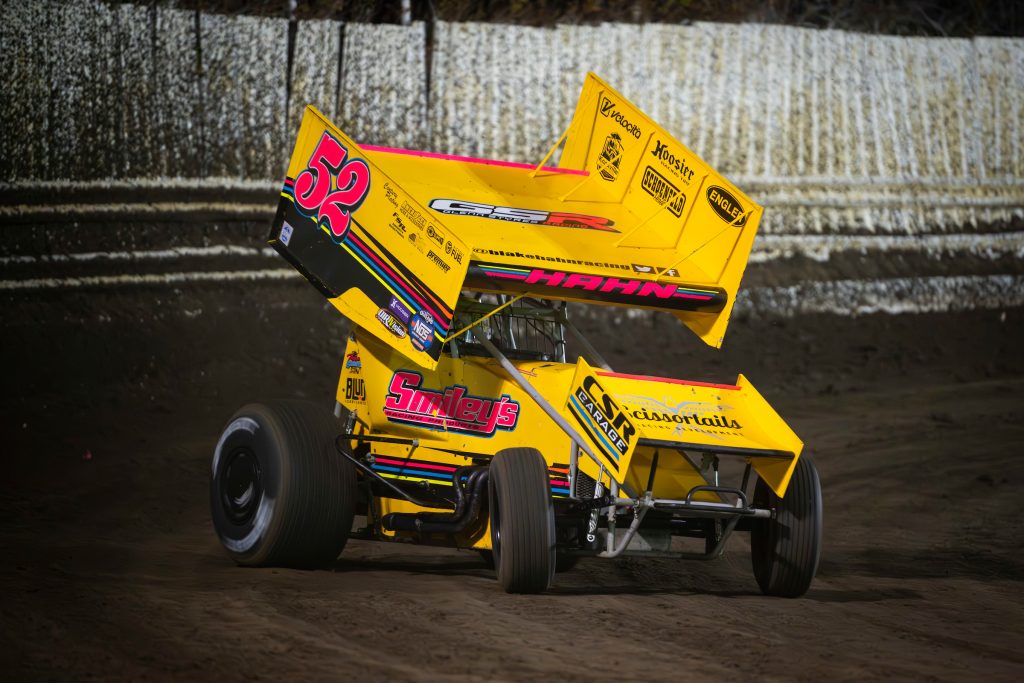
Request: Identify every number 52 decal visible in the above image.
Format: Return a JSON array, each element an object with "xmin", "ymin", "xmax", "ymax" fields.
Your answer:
[{"xmin": 293, "ymin": 132, "xmax": 371, "ymax": 241}]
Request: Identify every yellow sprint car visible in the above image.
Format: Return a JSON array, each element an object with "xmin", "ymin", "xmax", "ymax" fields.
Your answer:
[{"xmin": 210, "ymin": 74, "xmax": 821, "ymax": 595}]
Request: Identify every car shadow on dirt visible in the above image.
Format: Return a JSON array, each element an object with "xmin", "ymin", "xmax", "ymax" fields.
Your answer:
[
  {"xmin": 819, "ymin": 549, "xmax": 1023, "ymax": 581},
  {"xmin": 331, "ymin": 557, "xmax": 494, "ymax": 577}
]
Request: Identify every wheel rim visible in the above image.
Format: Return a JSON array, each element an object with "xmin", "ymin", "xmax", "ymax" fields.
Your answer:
[{"xmin": 221, "ymin": 447, "xmax": 263, "ymax": 525}]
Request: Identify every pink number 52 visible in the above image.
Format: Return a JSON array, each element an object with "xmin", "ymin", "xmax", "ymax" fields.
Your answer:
[{"xmin": 293, "ymin": 132, "xmax": 371, "ymax": 240}]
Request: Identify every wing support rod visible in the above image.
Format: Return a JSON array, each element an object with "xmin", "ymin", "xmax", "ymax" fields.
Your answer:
[{"xmin": 476, "ymin": 334, "xmax": 638, "ymax": 500}]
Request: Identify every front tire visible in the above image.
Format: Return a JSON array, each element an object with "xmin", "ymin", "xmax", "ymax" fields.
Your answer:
[
  {"xmin": 210, "ymin": 400, "xmax": 356, "ymax": 568},
  {"xmin": 750, "ymin": 456, "xmax": 823, "ymax": 597},
  {"xmin": 488, "ymin": 448, "xmax": 556, "ymax": 593}
]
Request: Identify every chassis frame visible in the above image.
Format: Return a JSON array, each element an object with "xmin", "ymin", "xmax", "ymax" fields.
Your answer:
[{"xmin": 331, "ymin": 297, "xmax": 784, "ymax": 560}]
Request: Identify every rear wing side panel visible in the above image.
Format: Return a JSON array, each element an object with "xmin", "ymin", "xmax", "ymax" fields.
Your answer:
[
  {"xmin": 269, "ymin": 107, "xmax": 470, "ymax": 370},
  {"xmin": 559, "ymin": 74, "xmax": 763, "ymax": 348}
]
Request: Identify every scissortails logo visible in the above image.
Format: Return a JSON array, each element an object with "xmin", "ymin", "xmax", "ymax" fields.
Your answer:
[
  {"xmin": 631, "ymin": 406, "xmax": 742, "ymax": 430},
  {"xmin": 384, "ymin": 371, "xmax": 520, "ymax": 437},
  {"xmin": 641, "ymin": 166, "xmax": 685, "ymax": 217},
  {"xmin": 706, "ymin": 186, "xmax": 748, "ymax": 226},
  {"xmin": 599, "ymin": 97, "xmax": 642, "ymax": 139}
]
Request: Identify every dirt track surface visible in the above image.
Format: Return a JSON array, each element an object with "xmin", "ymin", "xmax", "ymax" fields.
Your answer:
[{"xmin": 2, "ymin": 285, "xmax": 1023, "ymax": 682}]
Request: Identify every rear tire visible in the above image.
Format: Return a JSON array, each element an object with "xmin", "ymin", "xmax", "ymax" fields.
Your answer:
[
  {"xmin": 210, "ymin": 400, "xmax": 356, "ymax": 568},
  {"xmin": 750, "ymin": 456, "xmax": 823, "ymax": 597},
  {"xmin": 488, "ymin": 448, "xmax": 556, "ymax": 593}
]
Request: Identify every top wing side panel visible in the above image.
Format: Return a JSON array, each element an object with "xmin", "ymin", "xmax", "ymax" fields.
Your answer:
[{"xmin": 269, "ymin": 107, "xmax": 470, "ymax": 370}]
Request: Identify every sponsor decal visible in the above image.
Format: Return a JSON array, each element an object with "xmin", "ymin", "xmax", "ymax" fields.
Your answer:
[
  {"xmin": 567, "ymin": 375, "xmax": 636, "ymax": 469},
  {"xmin": 279, "ymin": 221, "xmax": 294, "ymax": 246},
  {"xmin": 518, "ymin": 268, "xmax": 716, "ymax": 301},
  {"xmin": 383, "ymin": 181, "xmax": 399, "ymax": 207},
  {"xmin": 388, "ymin": 211, "xmax": 408, "ymax": 238},
  {"xmin": 344, "ymin": 350, "xmax": 362, "ymax": 372},
  {"xmin": 631, "ymin": 263, "xmax": 680, "ymax": 277},
  {"xmin": 376, "ymin": 308, "xmax": 407, "ymax": 338},
  {"xmin": 427, "ymin": 249, "xmax": 451, "ymax": 274},
  {"xmin": 706, "ymin": 186, "xmax": 748, "ymax": 226},
  {"xmin": 409, "ymin": 309, "xmax": 435, "ymax": 352},
  {"xmin": 429, "ymin": 199, "xmax": 618, "ymax": 233},
  {"xmin": 650, "ymin": 139, "xmax": 695, "ymax": 184},
  {"xmin": 426, "ymin": 224, "xmax": 445, "ymax": 247},
  {"xmin": 598, "ymin": 133, "xmax": 623, "ymax": 181},
  {"xmin": 631, "ymin": 406, "xmax": 742, "ymax": 430},
  {"xmin": 473, "ymin": 248, "xmax": 631, "ymax": 271},
  {"xmin": 408, "ymin": 230, "xmax": 424, "ymax": 253},
  {"xmin": 444, "ymin": 240, "xmax": 464, "ymax": 265},
  {"xmin": 640, "ymin": 166, "xmax": 686, "ymax": 217},
  {"xmin": 388, "ymin": 296, "xmax": 411, "ymax": 324},
  {"xmin": 344, "ymin": 377, "xmax": 366, "ymax": 402},
  {"xmin": 293, "ymin": 131, "xmax": 371, "ymax": 242},
  {"xmin": 399, "ymin": 200, "xmax": 427, "ymax": 229},
  {"xmin": 384, "ymin": 371, "xmax": 520, "ymax": 437},
  {"xmin": 599, "ymin": 96, "xmax": 642, "ymax": 139}
]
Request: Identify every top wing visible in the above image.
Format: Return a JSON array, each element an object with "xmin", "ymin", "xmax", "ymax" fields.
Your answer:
[
  {"xmin": 363, "ymin": 73, "xmax": 761, "ymax": 348},
  {"xmin": 270, "ymin": 74, "xmax": 762, "ymax": 367}
]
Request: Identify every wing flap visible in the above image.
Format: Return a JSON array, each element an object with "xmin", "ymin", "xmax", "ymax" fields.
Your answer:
[{"xmin": 596, "ymin": 370, "xmax": 804, "ymax": 497}]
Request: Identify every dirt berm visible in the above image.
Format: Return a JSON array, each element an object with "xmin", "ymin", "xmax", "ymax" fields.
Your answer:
[{"xmin": 1, "ymin": 279, "xmax": 1022, "ymax": 681}]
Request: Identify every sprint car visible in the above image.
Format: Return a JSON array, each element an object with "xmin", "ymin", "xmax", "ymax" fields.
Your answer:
[{"xmin": 211, "ymin": 74, "xmax": 822, "ymax": 595}]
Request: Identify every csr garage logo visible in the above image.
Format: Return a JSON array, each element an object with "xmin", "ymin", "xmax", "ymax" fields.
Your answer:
[
  {"xmin": 599, "ymin": 97, "xmax": 642, "ymax": 140},
  {"xmin": 566, "ymin": 374, "xmax": 636, "ymax": 471},
  {"xmin": 640, "ymin": 166, "xmax": 686, "ymax": 217},
  {"xmin": 706, "ymin": 185, "xmax": 748, "ymax": 226}
]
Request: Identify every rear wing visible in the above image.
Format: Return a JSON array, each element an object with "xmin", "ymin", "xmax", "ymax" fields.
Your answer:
[
  {"xmin": 554, "ymin": 73, "xmax": 762, "ymax": 347},
  {"xmin": 271, "ymin": 75, "xmax": 763, "ymax": 368}
]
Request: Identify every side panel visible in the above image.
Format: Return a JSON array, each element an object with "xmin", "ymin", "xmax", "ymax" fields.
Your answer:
[
  {"xmin": 563, "ymin": 357, "xmax": 644, "ymax": 480},
  {"xmin": 271, "ymin": 106, "xmax": 470, "ymax": 369}
]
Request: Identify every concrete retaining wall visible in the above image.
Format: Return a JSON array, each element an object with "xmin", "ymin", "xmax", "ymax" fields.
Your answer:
[{"xmin": 2, "ymin": 0, "xmax": 1023, "ymax": 236}]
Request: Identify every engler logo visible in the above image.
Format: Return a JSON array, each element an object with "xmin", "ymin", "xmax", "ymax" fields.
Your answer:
[
  {"xmin": 640, "ymin": 166, "xmax": 686, "ymax": 217},
  {"xmin": 706, "ymin": 185, "xmax": 748, "ymax": 226}
]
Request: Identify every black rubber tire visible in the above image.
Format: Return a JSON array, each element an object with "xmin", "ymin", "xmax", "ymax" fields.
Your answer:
[
  {"xmin": 210, "ymin": 401, "xmax": 356, "ymax": 568},
  {"xmin": 488, "ymin": 448, "xmax": 556, "ymax": 593},
  {"xmin": 750, "ymin": 456, "xmax": 823, "ymax": 597}
]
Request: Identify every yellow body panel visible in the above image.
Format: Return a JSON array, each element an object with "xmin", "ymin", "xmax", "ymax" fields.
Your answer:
[{"xmin": 338, "ymin": 324, "xmax": 803, "ymax": 547}]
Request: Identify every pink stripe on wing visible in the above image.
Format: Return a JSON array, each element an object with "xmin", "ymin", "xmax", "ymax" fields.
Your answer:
[{"xmin": 360, "ymin": 144, "xmax": 589, "ymax": 177}]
